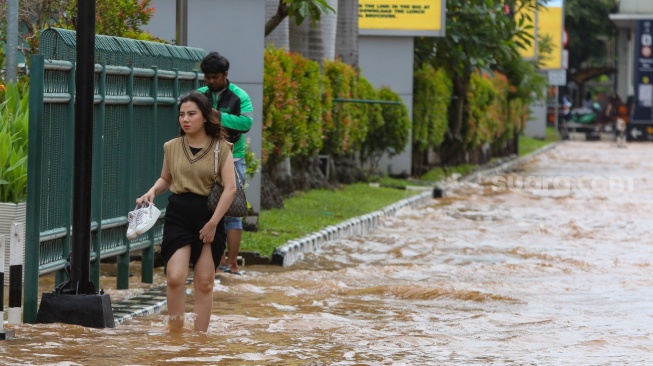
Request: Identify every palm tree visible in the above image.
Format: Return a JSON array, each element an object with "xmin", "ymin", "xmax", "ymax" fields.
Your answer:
[
  {"xmin": 290, "ymin": 16, "xmax": 324, "ymax": 66},
  {"xmin": 335, "ymin": 0, "xmax": 358, "ymax": 67},
  {"xmin": 322, "ymin": 0, "xmax": 338, "ymax": 60}
]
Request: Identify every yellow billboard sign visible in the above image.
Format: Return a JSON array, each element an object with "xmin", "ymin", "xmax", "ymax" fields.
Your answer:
[
  {"xmin": 358, "ymin": 0, "xmax": 445, "ymax": 37},
  {"xmin": 538, "ymin": 0, "xmax": 564, "ymax": 70}
]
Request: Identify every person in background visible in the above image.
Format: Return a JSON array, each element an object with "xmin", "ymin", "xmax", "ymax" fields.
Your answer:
[
  {"xmin": 583, "ymin": 91, "xmax": 593, "ymax": 109},
  {"xmin": 137, "ymin": 91, "xmax": 236, "ymax": 331},
  {"xmin": 604, "ymin": 91, "xmax": 623, "ymax": 125},
  {"xmin": 197, "ymin": 51, "xmax": 253, "ymax": 275}
]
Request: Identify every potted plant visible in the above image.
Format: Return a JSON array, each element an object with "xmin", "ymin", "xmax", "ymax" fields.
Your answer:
[
  {"xmin": 243, "ymin": 138, "xmax": 261, "ymax": 231},
  {"xmin": 0, "ymin": 82, "xmax": 29, "ymax": 284}
]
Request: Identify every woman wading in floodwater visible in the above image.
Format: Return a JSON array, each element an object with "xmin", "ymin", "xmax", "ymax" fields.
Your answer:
[{"xmin": 136, "ymin": 91, "xmax": 236, "ymax": 331}]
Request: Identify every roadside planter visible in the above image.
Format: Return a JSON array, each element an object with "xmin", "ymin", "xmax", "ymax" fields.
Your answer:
[{"xmin": 0, "ymin": 202, "xmax": 26, "ymax": 286}]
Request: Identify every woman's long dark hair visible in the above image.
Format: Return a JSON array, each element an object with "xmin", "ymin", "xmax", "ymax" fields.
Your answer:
[{"xmin": 177, "ymin": 91, "xmax": 228, "ymax": 140}]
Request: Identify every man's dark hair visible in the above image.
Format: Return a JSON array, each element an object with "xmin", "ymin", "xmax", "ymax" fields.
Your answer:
[{"xmin": 200, "ymin": 51, "xmax": 230, "ymax": 74}]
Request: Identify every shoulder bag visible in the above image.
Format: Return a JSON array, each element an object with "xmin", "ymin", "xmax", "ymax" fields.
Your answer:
[{"xmin": 207, "ymin": 140, "xmax": 248, "ymax": 217}]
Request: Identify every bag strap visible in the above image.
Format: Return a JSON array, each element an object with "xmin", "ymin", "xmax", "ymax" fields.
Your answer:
[
  {"xmin": 234, "ymin": 165, "xmax": 243, "ymax": 190},
  {"xmin": 213, "ymin": 139, "xmax": 220, "ymax": 179}
]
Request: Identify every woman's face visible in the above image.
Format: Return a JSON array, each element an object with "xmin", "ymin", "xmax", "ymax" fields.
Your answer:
[{"xmin": 178, "ymin": 101, "xmax": 205, "ymax": 136}]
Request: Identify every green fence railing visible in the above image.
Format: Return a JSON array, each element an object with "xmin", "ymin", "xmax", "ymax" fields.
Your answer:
[{"xmin": 24, "ymin": 28, "xmax": 206, "ymax": 323}]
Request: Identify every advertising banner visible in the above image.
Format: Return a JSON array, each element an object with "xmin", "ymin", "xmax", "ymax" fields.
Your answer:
[
  {"xmin": 358, "ymin": 0, "xmax": 445, "ymax": 37},
  {"xmin": 633, "ymin": 19, "xmax": 653, "ymax": 123},
  {"xmin": 538, "ymin": 0, "xmax": 564, "ymax": 70}
]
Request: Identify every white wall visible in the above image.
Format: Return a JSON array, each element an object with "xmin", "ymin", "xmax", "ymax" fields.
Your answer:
[
  {"xmin": 620, "ymin": 0, "xmax": 653, "ymax": 13},
  {"xmin": 524, "ymin": 94, "xmax": 547, "ymax": 139},
  {"xmin": 143, "ymin": 0, "xmax": 176, "ymax": 43},
  {"xmin": 359, "ymin": 36, "xmax": 414, "ymax": 176}
]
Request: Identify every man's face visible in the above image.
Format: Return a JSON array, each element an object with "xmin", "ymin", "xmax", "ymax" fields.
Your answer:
[{"xmin": 204, "ymin": 72, "xmax": 228, "ymax": 92}]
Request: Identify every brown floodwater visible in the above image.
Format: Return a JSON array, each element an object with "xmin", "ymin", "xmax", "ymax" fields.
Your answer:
[{"xmin": 2, "ymin": 141, "xmax": 653, "ymax": 365}]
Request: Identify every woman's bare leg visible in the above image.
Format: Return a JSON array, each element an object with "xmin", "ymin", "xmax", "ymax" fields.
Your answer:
[
  {"xmin": 166, "ymin": 245, "xmax": 191, "ymax": 330},
  {"xmin": 193, "ymin": 243, "xmax": 216, "ymax": 331}
]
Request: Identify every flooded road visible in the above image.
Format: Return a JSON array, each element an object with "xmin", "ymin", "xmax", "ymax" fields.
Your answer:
[{"xmin": 2, "ymin": 141, "xmax": 653, "ymax": 365}]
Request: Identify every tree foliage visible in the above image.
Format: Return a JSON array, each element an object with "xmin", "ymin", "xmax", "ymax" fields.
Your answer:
[
  {"xmin": 376, "ymin": 87, "xmax": 410, "ymax": 157},
  {"xmin": 0, "ymin": 0, "xmax": 159, "ymax": 63},
  {"xmin": 357, "ymin": 77, "xmax": 384, "ymax": 169},
  {"xmin": 262, "ymin": 46, "xmax": 326, "ymax": 180},
  {"xmin": 414, "ymin": 0, "xmax": 549, "ymax": 164},
  {"xmin": 412, "ymin": 64, "xmax": 451, "ymax": 154},
  {"xmin": 564, "ymin": 0, "xmax": 618, "ymax": 72},
  {"xmin": 56, "ymin": 0, "xmax": 157, "ymax": 40},
  {"xmin": 323, "ymin": 59, "xmax": 364, "ymax": 157}
]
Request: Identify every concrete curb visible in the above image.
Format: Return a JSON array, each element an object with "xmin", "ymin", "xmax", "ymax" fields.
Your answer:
[
  {"xmin": 461, "ymin": 142, "xmax": 561, "ymax": 183},
  {"xmin": 270, "ymin": 190, "xmax": 434, "ymax": 267}
]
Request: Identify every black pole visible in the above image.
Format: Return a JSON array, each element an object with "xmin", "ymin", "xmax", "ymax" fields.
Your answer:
[
  {"xmin": 71, "ymin": 0, "xmax": 96, "ymax": 295},
  {"xmin": 36, "ymin": 1, "xmax": 113, "ymax": 328}
]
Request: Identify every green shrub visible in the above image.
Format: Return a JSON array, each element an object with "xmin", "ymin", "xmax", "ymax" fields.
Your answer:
[
  {"xmin": 262, "ymin": 46, "xmax": 325, "ymax": 178},
  {"xmin": 465, "ymin": 72, "xmax": 499, "ymax": 148},
  {"xmin": 262, "ymin": 46, "xmax": 299, "ymax": 169},
  {"xmin": 244, "ymin": 137, "xmax": 261, "ymax": 180},
  {"xmin": 356, "ymin": 77, "xmax": 383, "ymax": 167},
  {"xmin": 412, "ymin": 64, "xmax": 451, "ymax": 154},
  {"xmin": 286, "ymin": 51, "xmax": 324, "ymax": 159},
  {"xmin": 377, "ymin": 87, "xmax": 410, "ymax": 156},
  {"xmin": 0, "ymin": 82, "xmax": 29, "ymax": 203},
  {"xmin": 323, "ymin": 59, "xmax": 364, "ymax": 156}
]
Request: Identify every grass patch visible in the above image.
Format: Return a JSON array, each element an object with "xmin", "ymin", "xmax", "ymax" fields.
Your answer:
[
  {"xmin": 518, "ymin": 126, "xmax": 560, "ymax": 156},
  {"xmin": 373, "ymin": 164, "xmax": 477, "ymax": 189},
  {"xmin": 241, "ymin": 183, "xmax": 420, "ymax": 257},
  {"xmin": 420, "ymin": 164, "xmax": 476, "ymax": 182}
]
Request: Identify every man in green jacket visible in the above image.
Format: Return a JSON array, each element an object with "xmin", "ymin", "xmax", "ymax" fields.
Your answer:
[{"xmin": 198, "ymin": 51, "xmax": 253, "ymax": 274}]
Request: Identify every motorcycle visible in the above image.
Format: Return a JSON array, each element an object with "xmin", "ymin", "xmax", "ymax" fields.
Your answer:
[
  {"xmin": 566, "ymin": 102, "xmax": 601, "ymax": 124},
  {"xmin": 559, "ymin": 102, "xmax": 604, "ymax": 139}
]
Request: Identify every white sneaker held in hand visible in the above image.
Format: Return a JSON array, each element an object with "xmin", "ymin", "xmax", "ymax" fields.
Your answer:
[
  {"xmin": 126, "ymin": 205, "xmax": 144, "ymax": 240},
  {"xmin": 135, "ymin": 202, "xmax": 161, "ymax": 237}
]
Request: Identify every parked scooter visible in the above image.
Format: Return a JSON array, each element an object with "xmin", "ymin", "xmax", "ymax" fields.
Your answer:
[
  {"xmin": 559, "ymin": 102, "xmax": 603, "ymax": 140},
  {"xmin": 566, "ymin": 102, "xmax": 602, "ymax": 124}
]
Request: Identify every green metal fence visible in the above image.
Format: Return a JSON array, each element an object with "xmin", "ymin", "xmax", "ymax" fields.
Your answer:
[{"xmin": 24, "ymin": 28, "xmax": 206, "ymax": 323}]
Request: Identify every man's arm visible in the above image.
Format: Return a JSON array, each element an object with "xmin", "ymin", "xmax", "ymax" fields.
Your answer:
[{"xmin": 220, "ymin": 86, "xmax": 253, "ymax": 133}]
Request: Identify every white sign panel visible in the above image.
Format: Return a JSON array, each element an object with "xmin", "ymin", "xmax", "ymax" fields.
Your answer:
[{"xmin": 548, "ymin": 70, "xmax": 567, "ymax": 86}]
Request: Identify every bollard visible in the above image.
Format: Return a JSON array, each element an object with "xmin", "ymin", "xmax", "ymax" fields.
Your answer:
[
  {"xmin": 433, "ymin": 186, "xmax": 444, "ymax": 198},
  {"xmin": 8, "ymin": 223, "xmax": 23, "ymax": 325},
  {"xmin": 1, "ymin": 235, "xmax": 16, "ymax": 340}
]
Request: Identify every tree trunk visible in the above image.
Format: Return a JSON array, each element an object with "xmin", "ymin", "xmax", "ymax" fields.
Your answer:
[
  {"xmin": 264, "ymin": 0, "xmax": 289, "ymax": 37},
  {"xmin": 308, "ymin": 22, "xmax": 324, "ymax": 66},
  {"xmin": 322, "ymin": 0, "xmax": 338, "ymax": 61},
  {"xmin": 290, "ymin": 9, "xmax": 324, "ymax": 65},
  {"xmin": 335, "ymin": 0, "xmax": 358, "ymax": 67},
  {"xmin": 451, "ymin": 74, "xmax": 467, "ymax": 138},
  {"xmin": 440, "ymin": 73, "xmax": 470, "ymax": 165},
  {"xmin": 265, "ymin": 0, "xmax": 289, "ymax": 49}
]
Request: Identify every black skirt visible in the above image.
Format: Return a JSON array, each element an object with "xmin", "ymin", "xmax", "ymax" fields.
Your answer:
[{"xmin": 161, "ymin": 192, "xmax": 226, "ymax": 268}]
